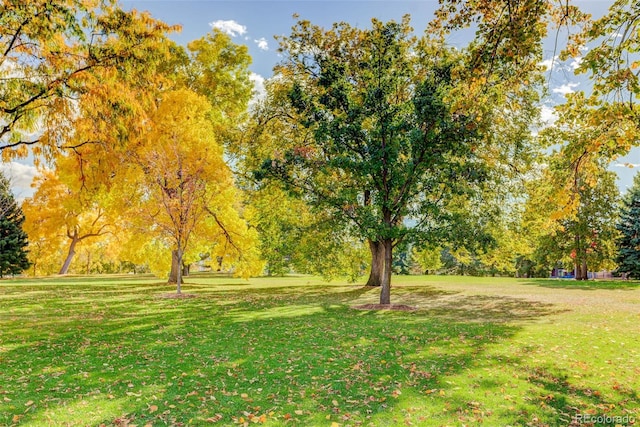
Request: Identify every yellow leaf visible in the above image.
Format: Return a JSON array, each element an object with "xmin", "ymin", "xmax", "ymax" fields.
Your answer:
[
  {"xmin": 25, "ymin": 400, "xmax": 34, "ymax": 406},
  {"xmin": 148, "ymin": 405, "xmax": 158, "ymax": 413}
]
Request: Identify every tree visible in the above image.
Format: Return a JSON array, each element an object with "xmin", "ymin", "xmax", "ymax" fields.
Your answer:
[
  {"xmin": 556, "ymin": 167, "xmax": 619, "ymax": 280},
  {"xmin": 616, "ymin": 172, "xmax": 640, "ymax": 279},
  {"xmin": 0, "ymin": 172, "xmax": 30, "ymax": 276},
  {"xmin": 412, "ymin": 245, "xmax": 443, "ymax": 275},
  {"xmin": 244, "ymin": 184, "xmax": 307, "ymax": 276},
  {"xmin": 129, "ymin": 89, "xmax": 261, "ymax": 292},
  {"xmin": 22, "ymin": 160, "xmax": 114, "ymax": 275},
  {"xmin": 569, "ymin": 0, "xmax": 640, "ymax": 135},
  {"xmin": 182, "ymin": 29, "xmax": 253, "ymax": 150},
  {"xmin": 134, "ymin": 89, "xmax": 221, "ymax": 290},
  {"xmin": 551, "ymin": 1, "xmax": 640, "ymax": 170},
  {"xmin": 0, "ymin": 0, "xmax": 177, "ymax": 159},
  {"xmin": 252, "ymin": 17, "xmax": 530, "ymax": 304},
  {"xmin": 244, "ymin": 182, "xmax": 366, "ymax": 280},
  {"xmin": 524, "ymin": 155, "xmax": 620, "ymax": 280},
  {"xmin": 432, "ymin": 0, "xmax": 585, "ymax": 69}
]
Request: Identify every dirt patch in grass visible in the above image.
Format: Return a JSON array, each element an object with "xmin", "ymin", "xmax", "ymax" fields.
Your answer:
[{"xmin": 352, "ymin": 303, "xmax": 418, "ymax": 311}]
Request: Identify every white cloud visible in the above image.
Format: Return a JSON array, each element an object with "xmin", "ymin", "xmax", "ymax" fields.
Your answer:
[
  {"xmin": 552, "ymin": 82, "xmax": 579, "ymax": 96},
  {"xmin": 569, "ymin": 57, "xmax": 583, "ymax": 70},
  {"xmin": 209, "ymin": 20, "xmax": 247, "ymax": 37},
  {"xmin": 0, "ymin": 162, "xmax": 38, "ymax": 200},
  {"xmin": 254, "ymin": 37, "xmax": 269, "ymax": 51},
  {"xmin": 539, "ymin": 56, "xmax": 559, "ymax": 71},
  {"xmin": 249, "ymin": 73, "xmax": 267, "ymax": 109},
  {"xmin": 540, "ymin": 105, "xmax": 557, "ymax": 126}
]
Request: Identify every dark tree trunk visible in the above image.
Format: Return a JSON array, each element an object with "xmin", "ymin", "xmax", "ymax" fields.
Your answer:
[
  {"xmin": 365, "ymin": 239, "xmax": 384, "ymax": 287},
  {"xmin": 574, "ymin": 234, "xmax": 589, "ymax": 281},
  {"xmin": 182, "ymin": 263, "xmax": 190, "ymax": 277},
  {"xmin": 168, "ymin": 249, "xmax": 184, "ymax": 287},
  {"xmin": 59, "ymin": 236, "xmax": 79, "ymax": 275},
  {"xmin": 379, "ymin": 238, "xmax": 393, "ymax": 305},
  {"xmin": 575, "ymin": 257, "xmax": 588, "ymax": 280}
]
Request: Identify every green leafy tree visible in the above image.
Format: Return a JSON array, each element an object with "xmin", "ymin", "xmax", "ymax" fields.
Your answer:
[
  {"xmin": 412, "ymin": 245, "xmax": 443, "ymax": 275},
  {"xmin": 182, "ymin": 29, "xmax": 253, "ymax": 150},
  {"xmin": 252, "ymin": 17, "xmax": 531, "ymax": 304},
  {"xmin": 559, "ymin": 168, "xmax": 619, "ymax": 280},
  {"xmin": 246, "ymin": 184, "xmax": 364, "ymax": 280},
  {"xmin": 0, "ymin": 173, "xmax": 30, "ymax": 276},
  {"xmin": 616, "ymin": 172, "xmax": 640, "ymax": 279},
  {"xmin": 527, "ymin": 156, "xmax": 620, "ymax": 280}
]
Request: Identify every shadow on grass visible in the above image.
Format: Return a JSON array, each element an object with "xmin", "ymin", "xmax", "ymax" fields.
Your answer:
[
  {"xmin": 0, "ymin": 280, "xmax": 614, "ymax": 426},
  {"xmin": 520, "ymin": 279, "xmax": 640, "ymax": 290},
  {"xmin": 523, "ymin": 366, "xmax": 639, "ymax": 426}
]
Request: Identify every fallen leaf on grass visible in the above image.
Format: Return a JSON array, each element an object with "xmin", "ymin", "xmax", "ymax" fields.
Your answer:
[{"xmin": 205, "ymin": 414, "xmax": 224, "ymax": 422}]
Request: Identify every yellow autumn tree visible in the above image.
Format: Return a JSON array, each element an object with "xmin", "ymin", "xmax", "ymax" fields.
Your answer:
[
  {"xmin": 1, "ymin": 0, "xmax": 177, "ymax": 160},
  {"xmin": 126, "ymin": 89, "xmax": 261, "ymax": 291},
  {"xmin": 22, "ymin": 156, "xmax": 117, "ymax": 275}
]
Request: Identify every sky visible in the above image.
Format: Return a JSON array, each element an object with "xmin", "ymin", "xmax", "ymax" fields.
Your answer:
[{"xmin": 2, "ymin": 0, "xmax": 638, "ymax": 198}]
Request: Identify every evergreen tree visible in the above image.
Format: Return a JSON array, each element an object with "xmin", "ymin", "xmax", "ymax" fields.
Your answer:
[
  {"xmin": 0, "ymin": 173, "xmax": 30, "ymax": 277},
  {"xmin": 616, "ymin": 173, "xmax": 640, "ymax": 279}
]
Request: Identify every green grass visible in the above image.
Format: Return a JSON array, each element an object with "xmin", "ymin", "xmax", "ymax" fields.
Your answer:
[{"xmin": 0, "ymin": 274, "xmax": 638, "ymax": 426}]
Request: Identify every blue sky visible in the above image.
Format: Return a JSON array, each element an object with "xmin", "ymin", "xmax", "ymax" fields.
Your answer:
[
  {"xmin": 123, "ymin": 1, "xmax": 444, "ymax": 78},
  {"xmin": 3, "ymin": 0, "xmax": 638, "ymax": 197},
  {"xmin": 122, "ymin": 0, "xmax": 638, "ymax": 193}
]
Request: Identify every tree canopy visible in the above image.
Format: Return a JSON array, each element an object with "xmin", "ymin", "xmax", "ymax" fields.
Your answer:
[
  {"xmin": 0, "ymin": 0, "xmax": 178, "ymax": 159},
  {"xmin": 616, "ymin": 172, "xmax": 640, "ymax": 279},
  {"xmin": 0, "ymin": 172, "xmax": 30, "ymax": 276},
  {"xmin": 250, "ymin": 16, "xmax": 540, "ymax": 303},
  {"xmin": 8, "ymin": 1, "xmax": 639, "ymax": 286}
]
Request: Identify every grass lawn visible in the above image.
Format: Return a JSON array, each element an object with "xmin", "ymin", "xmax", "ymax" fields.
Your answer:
[{"xmin": 0, "ymin": 274, "xmax": 638, "ymax": 426}]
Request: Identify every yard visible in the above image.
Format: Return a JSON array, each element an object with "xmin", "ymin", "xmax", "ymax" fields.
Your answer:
[{"xmin": 0, "ymin": 275, "xmax": 638, "ymax": 426}]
